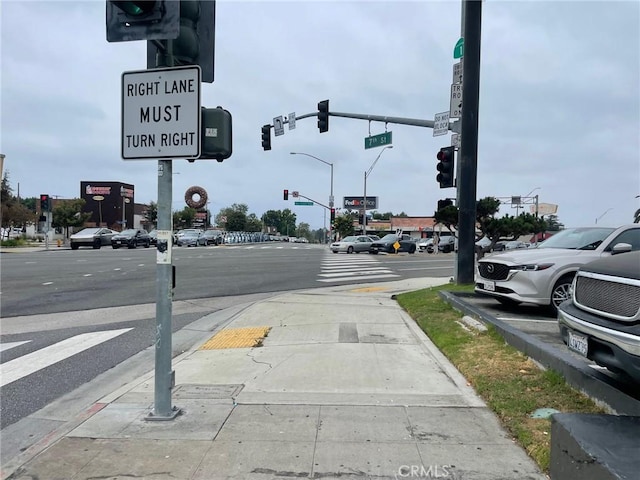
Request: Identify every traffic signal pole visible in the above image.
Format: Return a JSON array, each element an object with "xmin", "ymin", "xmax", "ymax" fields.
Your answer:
[
  {"xmin": 457, "ymin": 0, "xmax": 482, "ymax": 284},
  {"xmin": 149, "ymin": 39, "xmax": 180, "ymax": 421}
]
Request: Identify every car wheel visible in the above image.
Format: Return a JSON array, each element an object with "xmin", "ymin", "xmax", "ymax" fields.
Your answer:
[
  {"xmin": 128, "ymin": 242, "xmax": 136, "ymax": 249},
  {"xmin": 409, "ymin": 245, "xmax": 416, "ymax": 254},
  {"xmin": 144, "ymin": 241, "xmax": 150, "ymax": 248},
  {"xmin": 71, "ymin": 243, "xmax": 79, "ymax": 250},
  {"xmin": 550, "ymin": 274, "xmax": 575, "ymax": 315},
  {"xmin": 93, "ymin": 239, "xmax": 101, "ymax": 249},
  {"xmin": 347, "ymin": 246, "xmax": 354, "ymax": 254},
  {"xmin": 370, "ymin": 250, "xmax": 378, "ymax": 255}
]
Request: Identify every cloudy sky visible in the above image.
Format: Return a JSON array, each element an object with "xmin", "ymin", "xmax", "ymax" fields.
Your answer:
[{"xmin": 2, "ymin": 0, "xmax": 639, "ymax": 231}]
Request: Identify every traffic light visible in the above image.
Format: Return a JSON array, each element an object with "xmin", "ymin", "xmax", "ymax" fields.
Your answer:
[
  {"xmin": 200, "ymin": 107, "xmax": 232, "ymax": 161},
  {"xmin": 330, "ymin": 208, "xmax": 336, "ymax": 223},
  {"xmin": 283, "ymin": 189, "xmax": 289, "ymax": 201},
  {"xmin": 317, "ymin": 100, "xmax": 329, "ymax": 133},
  {"xmin": 40, "ymin": 194, "xmax": 50, "ymax": 212},
  {"xmin": 261, "ymin": 124, "xmax": 272, "ymax": 151},
  {"xmin": 437, "ymin": 199, "xmax": 453, "ymax": 211},
  {"xmin": 146, "ymin": 1, "xmax": 216, "ymax": 82},
  {"xmin": 436, "ymin": 146, "xmax": 455, "ymax": 188},
  {"xmin": 106, "ymin": 0, "xmax": 180, "ymax": 42}
]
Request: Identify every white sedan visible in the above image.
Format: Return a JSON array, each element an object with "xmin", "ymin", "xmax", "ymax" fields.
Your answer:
[{"xmin": 330, "ymin": 235, "xmax": 376, "ymax": 254}]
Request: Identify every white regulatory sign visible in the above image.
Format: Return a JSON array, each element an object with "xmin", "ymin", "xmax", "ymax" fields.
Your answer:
[
  {"xmin": 453, "ymin": 61, "xmax": 463, "ymax": 85},
  {"xmin": 451, "ymin": 133, "xmax": 460, "ymax": 148},
  {"xmin": 433, "ymin": 112, "xmax": 449, "ymax": 137},
  {"xmin": 450, "ymin": 84, "xmax": 463, "ymax": 118},
  {"xmin": 273, "ymin": 116, "xmax": 285, "ymax": 136},
  {"xmin": 288, "ymin": 112, "xmax": 296, "ymax": 130},
  {"xmin": 121, "ymin": 66, "xmax": 201, "ymax": 160}
]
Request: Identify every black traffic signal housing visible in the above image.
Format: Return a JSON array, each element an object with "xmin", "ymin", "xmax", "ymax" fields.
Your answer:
[
  {"xmin": 437, "ymin": 199, "xmax": 453, "ymax": 211},
  {"xmin": 106, "ymin": 0, "xmax": 180, "ymax": 42},
  {"xmin": 146, "ymin": 0, "xmax": 216, "ymax": 82},
  {"xmin": 317, "ymin": 100, "xmax": 329, "ymax": 133},
  {"xmin": 283, "ymin": 189, "xmax": 289, "ymax": 201},
  {"xmin": 40, "ymin": 194, "xmax": 50, "ymax": 212},
  {"xmin": 199, "ymin": 107, "xmax": 232, "ymax": 161},
  {"xmin": 330, "ymin": 208, "xmax": 336, "ymax": 223},
  {"xmin": 436, "ymin": 146, "xmax": 455, "ymax": 188},
  {"xmin": 261, "ymin": 124, "xmax": 272, "ymax": 151}
]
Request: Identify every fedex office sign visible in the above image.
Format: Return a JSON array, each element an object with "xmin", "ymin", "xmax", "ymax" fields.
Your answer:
[{"xmin": 343, "ymin": 196, "xmax": 378, "ymax": 209}]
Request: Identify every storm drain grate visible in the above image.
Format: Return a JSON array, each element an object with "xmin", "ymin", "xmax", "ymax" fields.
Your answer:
[{"xmin": 199, "ymin": 326, "xmax": 271, "ymax": 349}]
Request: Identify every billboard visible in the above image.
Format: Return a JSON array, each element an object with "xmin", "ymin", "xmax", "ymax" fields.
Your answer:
[
  {"xmin": 530, "ymin": 203, "xmax": 558, "ymax": 216},
  {"xmin": 80, "ymin": 181, "xmax": 135, "ymax": 230},
  {"xmin": 343, "ymin": 196, "xmax": 378, "ymax": 209}
]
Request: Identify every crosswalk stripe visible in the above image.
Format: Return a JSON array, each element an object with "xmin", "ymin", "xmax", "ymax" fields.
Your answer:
[
  {"xmin": 317, "ymin": 273, "xmax": 399, "ymax": 283},
  {"xmin": 0, "ymin": 328, "xmax": 133, "ymax": 387},
  {"xmin": 319, "ymin": 269, "xmax": 395, "ymax": 278},
  {"xmin": 0, "ymin": 340, "xmax": 31, "ymax": 353}
]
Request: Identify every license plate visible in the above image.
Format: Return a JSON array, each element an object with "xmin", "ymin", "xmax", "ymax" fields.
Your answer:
[
  {"xmin": 568, "ymin": 331, "xmax": 588, "ymax": 357},
  {"xmin": 483, "ymin": 281, "xmax": 495, "ymax": 292}
]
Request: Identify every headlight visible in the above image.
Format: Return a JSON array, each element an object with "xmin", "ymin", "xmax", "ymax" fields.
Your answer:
[{"xmin": 514, "ymin": 263, "xmax": 554, "ymax": 271}]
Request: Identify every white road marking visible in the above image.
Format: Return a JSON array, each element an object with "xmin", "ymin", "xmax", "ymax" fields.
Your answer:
[
  {"xmin": 317, "ymin": 273, "xmax": 399, "ymax": 283},
  {"xmin": 0, "ymin": 340, "xmax": 31, "ymax": 353},
  {"xmin": 0, "ymin": 328, "xmax": 133, "ymax": 387}
]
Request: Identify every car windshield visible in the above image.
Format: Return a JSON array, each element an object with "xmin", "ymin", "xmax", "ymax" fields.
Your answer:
[
  {"xmin": 537, "ymin": 228, "xmax": 615, "ymax": 250},
  {"xmin": 341, "ymin": 236, "xmax": 357, "ymax": 242},
  {"xmin": 182, "ymin": 231, "xmax": 200, "ymax": 237},
  {"xmin": 379, "ymin": 234, "xmax": 398, "ymax": 242},
  {"xmin": 75, "ymin": 228, "xmax": 101, "ymax": 235},
  {"xmin": 120, "ymin": 229, "xmax": 137, "ymax": 235}
]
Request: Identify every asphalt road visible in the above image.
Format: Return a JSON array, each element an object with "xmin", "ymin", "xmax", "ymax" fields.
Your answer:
[
  {"xmin": 0, "ymin": 243, "xmax": 455, "ymax": 317},
  {"xmin": 0, "ymin": 243, "xmax": 455, "ymax": 431}
]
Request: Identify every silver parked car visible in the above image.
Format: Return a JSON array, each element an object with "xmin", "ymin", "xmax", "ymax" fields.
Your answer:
[
  {"xmin": 70, "ymin": 227, "xmax": 117, "ymax": 250},
  {"xmin": 330, "ymin": 235, "xmax": 377, "ymax": 254},
  {"xmin": 475, "ymin": 225, "xmax": 640, "ymax": 314}
]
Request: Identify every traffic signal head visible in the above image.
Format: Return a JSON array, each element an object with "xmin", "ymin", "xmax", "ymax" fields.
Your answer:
[
  {"xmin": 106, "ymin": 0, "xmax": 179, "ymax": 42},
  {"xmin": 261, "ymin": 125, "xmax": 272, "ymax": 151},
  {"xmin": 200, "ymin": 107, "xmax": 232, "ymax": 161},
  {"xmin": 283, "ymin": 189, "xmax": 289, "ymax": 201},
  {"xmin": 436, "ymin": 146, "xmax": 455, "ymax": 188},
  {"xmin": 146, "ymin": 1, "xmax": 216, "ymax": 82},
  {"xmin": 330, "ymin": 208, "xmax": 336, "ymax": 223},
  {"xmin": 317, "ymin": 100, "xmax": 329, "ymax": 133},
  {"xmin": 40, "ymin": 194, "xmax": 50, "ymax": 211}
]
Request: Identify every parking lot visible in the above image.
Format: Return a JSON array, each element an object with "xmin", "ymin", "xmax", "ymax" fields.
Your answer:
[{"xmin": 449, "ymin": 292, "xmax": 640, "ymax": 411}]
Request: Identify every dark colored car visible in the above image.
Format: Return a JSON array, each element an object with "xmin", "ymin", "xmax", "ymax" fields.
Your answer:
[
  {"xmin": 558, "ymin": 247, "xmax": 640, "ymax": 382},
  {"xmin": 369, "ymin": 234, "xmax": 417, "ymax": 254},
  {"xmin": 202, "ymin": 229, "xmax": 223, "ymax": 246},
  {"xmin": 111, "ymin": 229, "xmax": 151, "ymax": 249},
  {"xmin": 70, "ymin": 228, "xmax": 117, "ymax": 250},
  {"xmin": 148, "ymin": 230, "xmax": 158, "ymax": 246},
  {"xmin": 176, "ymin": 231, "xmax": 206, "ymax": 247}
]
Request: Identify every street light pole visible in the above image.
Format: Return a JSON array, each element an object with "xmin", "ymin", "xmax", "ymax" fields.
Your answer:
[
  {"xmin": 363, "ymin": 145, "xmax": 393, "ymax": 235},
  {"xmin": 290, "ymin": 152, "xmax": 334, "ymax": 243},
  {"xmin": 595, "ymin": 208, "xmax": 613, "ymax": 225}
]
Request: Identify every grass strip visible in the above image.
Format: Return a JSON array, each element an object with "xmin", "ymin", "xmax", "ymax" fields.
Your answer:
[{"xmin": 395, "ymin": 284, "xmax": 604, "ymax": 473}]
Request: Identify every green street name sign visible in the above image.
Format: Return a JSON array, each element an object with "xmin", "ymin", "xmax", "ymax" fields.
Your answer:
[
  {"xmin": 453, "ymin": 37, "xmax": 464, "ymax": 59},
  {"xmin": 364, "ymin": 131, "xmax": 392, "ymax": 149},
  {"xmin": 294, "ymin": 201, "xmax": 314, "ymax": 206}
]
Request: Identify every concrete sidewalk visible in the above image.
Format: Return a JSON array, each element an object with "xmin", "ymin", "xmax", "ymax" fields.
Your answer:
[{"xmin": 4, "ymin": 278, "xmax": 546, "ymax": 480}]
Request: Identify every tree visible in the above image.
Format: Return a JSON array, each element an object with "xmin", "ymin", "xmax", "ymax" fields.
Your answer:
[
  {"xmin": 635, "ymin": 208, "xmax": 640, "ymax": 224},
  {"xmin": 173, "ymin": 207, "xmax": 197, "ymax": 230},
  {"xmin": 279, "ymin": 208, "xmax": 296, "ymax": 236},
  {"xmin": 333, "ymin": 214, "xmax": 355, "ymax": 239},
  {"xmin": 245, "ymin": 213, "xmax": 262, "ymax": 232},
  {"xmin": 261, "ymin": 210, "xmax": 281, "ymax": 229},
  {"xmin": 295, "ymin": 222, "xmax": 311, "ymax": 240},
  {"xmin": 52, "ymin": 199, "xmax": 91, "ymax": 238},
  {"xmin": 544, "ymin": 214, "xmax": 564, "ymax": 231},
  {"xmin": 1, "ymin": 172, "xmax": 36, "ymax": 230},
  {"xmin": 216, "ymin": 204, "xmax": 249, "ymax": 231}
]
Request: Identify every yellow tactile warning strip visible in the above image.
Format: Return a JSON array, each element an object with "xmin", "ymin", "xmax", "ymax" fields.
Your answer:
[
  {"xmin": 350, "ymin": 286, "xmax": 388, "ymax": 293},
  {"xmin": 199, "ymin": 327, "xmax": 271, "ymax": 350}
]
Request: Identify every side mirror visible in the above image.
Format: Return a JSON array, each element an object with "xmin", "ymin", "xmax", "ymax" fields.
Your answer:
[{"xmin": 611, "ymin": 243, "xmax": 632, "ymax": 255}]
